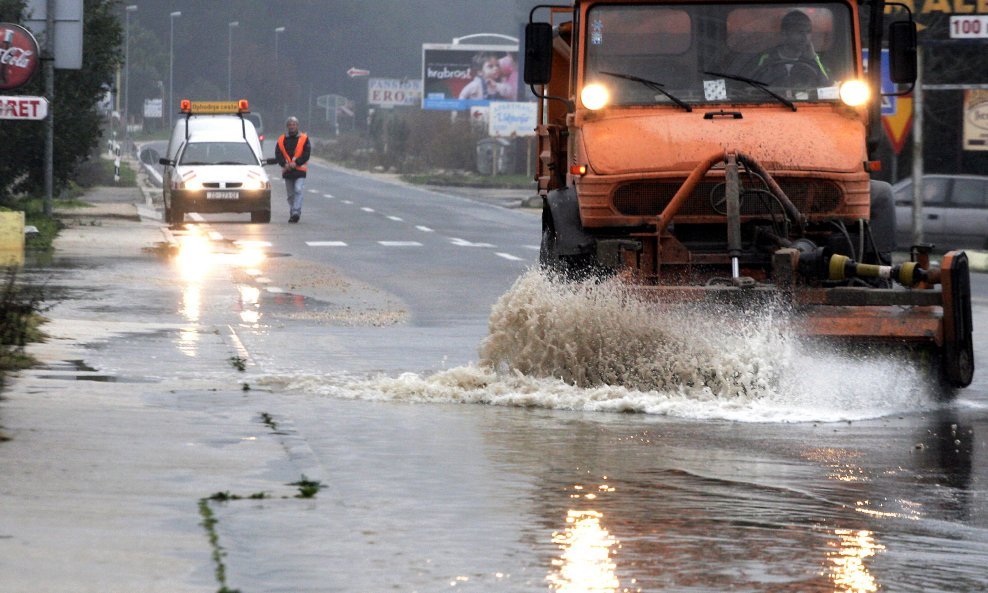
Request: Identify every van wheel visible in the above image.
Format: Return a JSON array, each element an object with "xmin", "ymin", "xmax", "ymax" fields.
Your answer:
[{"xmin": 251, "ymin": 210, "xmax": 271, "ymax": 224}]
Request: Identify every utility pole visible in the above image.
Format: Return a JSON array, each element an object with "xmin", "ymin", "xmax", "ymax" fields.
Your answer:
[{"xmin": 43, "ymin": 0, "xmax": 54, "ymax": 216}]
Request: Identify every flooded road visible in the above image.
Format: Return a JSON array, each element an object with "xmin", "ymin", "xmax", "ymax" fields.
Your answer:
[{"xmin": 6, "ymin": 168, "xmax": 987, "ymax": 593}]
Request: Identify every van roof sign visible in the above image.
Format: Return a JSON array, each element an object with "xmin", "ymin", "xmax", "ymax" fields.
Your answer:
[{"xmin": 180, "ymin": 99, "xmax": 249, "ymax": 114}]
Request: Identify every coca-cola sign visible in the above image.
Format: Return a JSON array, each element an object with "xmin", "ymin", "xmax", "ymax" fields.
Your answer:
[{"xmin": 0, "ymin": 23, "xmax": 40, "ymax": 91}]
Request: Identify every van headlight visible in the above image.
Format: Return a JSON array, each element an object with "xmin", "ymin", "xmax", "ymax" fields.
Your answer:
[
  {"xmin": 839, "ymin": 80, "xmax": 870, "ymax": 107},
  {"xmin": 581, "ymin": 83, "xmax": 609, "ymax": 110}
]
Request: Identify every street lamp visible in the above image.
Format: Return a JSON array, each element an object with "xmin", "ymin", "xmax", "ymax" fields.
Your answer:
[
  {"xmin": 123, "ymin": 5, "xmax": 137, "ymax": 153},
  {"xmin": 274, "ymin": 26, "xmax": 285, "ymax": 64},
  {"xmin": 169, "ymin": 10, "xmax": 181, "ymax": 130},
  {"xmin": 227, "ymin": 21, "xmax": 239, "ymax": 99},
  {"xmin": 274, "ymin": 27, "xmax": 286, "ymax": 117}
]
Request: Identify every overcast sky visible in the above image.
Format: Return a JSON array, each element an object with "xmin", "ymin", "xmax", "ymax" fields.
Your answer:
[{"xmin": 128, "ymin": 0, "xmax": 542, "ymax": 93}]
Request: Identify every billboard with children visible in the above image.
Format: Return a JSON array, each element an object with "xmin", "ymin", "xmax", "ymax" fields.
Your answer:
[{"xmin": 421, "ymin": 44, "xmax": 519, "ymax": 111}]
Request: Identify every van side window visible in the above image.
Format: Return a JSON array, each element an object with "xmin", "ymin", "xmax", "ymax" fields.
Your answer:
[{"xmin": 950, "ymin": 178, "xmax": 987, "ymax": 208}]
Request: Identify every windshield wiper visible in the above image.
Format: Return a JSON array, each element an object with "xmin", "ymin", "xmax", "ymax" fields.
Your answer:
[
  {"xmin": 703, "ymin": 71, "xmax": 796, "ymax": 112},
  {"xmin": 179, "ymin": 161, "xmax": 209, "ymax": 166},
  {"xmin": 600, "ymin": 71, "xmax": 692, "ymax": 112},
  {"xmin": 215, "ymin": 161, "xmax": 250, "ymax": 165}
]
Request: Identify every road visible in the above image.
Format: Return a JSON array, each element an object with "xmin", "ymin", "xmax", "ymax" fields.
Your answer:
[{"xmin": 3, "ymin": 153, "xmax": 987, "ymax": 593}]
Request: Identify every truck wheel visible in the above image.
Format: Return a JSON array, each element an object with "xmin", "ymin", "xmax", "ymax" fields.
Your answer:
[
  {"xmin": 168, "ymin": 207, "xmax": 184, "ymax": 226},
  {"xmin": 251, "ymin": 210, "xmax": 271, "ymax": 224}
]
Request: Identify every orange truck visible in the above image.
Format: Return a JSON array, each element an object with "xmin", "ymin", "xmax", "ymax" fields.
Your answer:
[{"xmin": 524, "ymin": 0, "xmax": 974, "ymax": 389}]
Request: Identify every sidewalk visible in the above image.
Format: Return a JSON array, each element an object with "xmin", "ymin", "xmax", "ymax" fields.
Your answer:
[{"xmin": 0, "ymin": 185, "xmax": 316, "ymax": 592}]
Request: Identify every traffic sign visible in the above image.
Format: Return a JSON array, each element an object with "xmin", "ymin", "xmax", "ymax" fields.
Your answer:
[
  {"xmin": 347, "ymin": 67, "xmax": 370, "ymax": 78},
  {"xmin": 882, "ymin": 95, "xmax": 912, "ymax": 155},
  {"xmin": 0, "ymin": 95, "xmax": 48, "ymax": 119}
]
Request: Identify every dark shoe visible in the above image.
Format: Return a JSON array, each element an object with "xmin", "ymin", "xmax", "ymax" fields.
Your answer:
[{"xmin": 289, "ymin": 213, "xmax": 299, "ymax": 223}]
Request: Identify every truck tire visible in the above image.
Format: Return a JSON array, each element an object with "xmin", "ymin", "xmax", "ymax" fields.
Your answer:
[
  {"xmin": 251, "ymin": 209, "xmax": 271, "ymax": 224},
  {"xmin": 168, "ymin": 206, "xmax": 184, "ymax": 226}
]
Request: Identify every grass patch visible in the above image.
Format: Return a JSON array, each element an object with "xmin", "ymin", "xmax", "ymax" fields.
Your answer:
[
  {"xmin": 289, "ymin": 475, "xmax": 322, "ymax": 499},
  {"xmin": 0, "ymin": 268, "xmax": 47, "ymax": 391}
]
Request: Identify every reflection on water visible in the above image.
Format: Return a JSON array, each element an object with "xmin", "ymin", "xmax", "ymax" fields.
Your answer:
[
  {"xmin": 171, "ymin": 225, "xmax": 270, "ymax": 352},
  {"xmin": 547, "ymin": 509, "xmax": 621, "ymax": 593},
  {"xmin": 237, "ymin": 284, "xmax": 262, "ymax": 326},
  {"xmin": 827, "ymin": 529, "xmax": 884, "ymax": 593}
]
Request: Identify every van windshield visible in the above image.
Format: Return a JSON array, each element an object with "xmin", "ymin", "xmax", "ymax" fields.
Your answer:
[
  {"xmin": 180, "ymin": 142, "xmax": 259, "ymax": 166},
  {"xmin": 584, "ymin": 2, "xmax": 856, "ymax": 107}
]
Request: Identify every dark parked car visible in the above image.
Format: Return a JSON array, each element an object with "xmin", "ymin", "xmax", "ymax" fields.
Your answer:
[{"xmin": 893, "ymin": 174, "xmax": 988, "ymax": 250}]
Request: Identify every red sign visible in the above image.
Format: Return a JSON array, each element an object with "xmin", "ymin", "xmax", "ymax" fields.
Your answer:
[
  {"xmin": 0, "ymin": 95, "xmax": 48, "ymax": 119},
  {"xmin": 347, "ymin": 67, "xmax": 370, "ymax": 78},
  {"xmin": 0, "ymin": 23, "xmax": 40, "ymax": 90}
]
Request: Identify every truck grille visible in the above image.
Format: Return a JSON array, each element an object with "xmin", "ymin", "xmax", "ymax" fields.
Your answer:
[{"xmin": 612, "ymin": 179, "xmax": 843, "ymax": 217}]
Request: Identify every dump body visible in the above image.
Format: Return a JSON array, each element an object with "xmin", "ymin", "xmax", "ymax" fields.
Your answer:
[{"xmin": 527, "ymin": 0, "xmax": 973, "ymax": 388}]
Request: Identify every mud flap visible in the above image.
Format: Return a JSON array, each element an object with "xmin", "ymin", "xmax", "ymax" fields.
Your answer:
[
  {"xmin": 942, "ymin": 251, "xmax": 975, "ymax": 387},
  {"xmin": 545, "ymin": 187, "xmax": 595, "ymax": 256}
]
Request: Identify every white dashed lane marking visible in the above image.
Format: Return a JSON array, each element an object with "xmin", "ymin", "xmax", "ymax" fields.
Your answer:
[
  {"xmin": 322, "ymin": 193, "xmax": 335, "ymax": 198},
  {"xmin": 378, "ymin": 241, "xmax": 423, "ymax": 247},
  {"xmin": 450, "ymin": 237, "xmax": 494, "ymax": 248},
  {"xmin": 361, "ymin": 207, "xmax": 375, "ymax": 213},
  {"xmin": 496, "ymin": 252, "xmax": 524, "ymax": 261},
  {"xmin": 416, "ymin": 226, "xmax": 434, "ymax": 232},
  {"xmin": 307, "ymin": 189, "xmax": 319, "ymax": 194},
  {"xmin": 306, "ymin": 241, "xmax": 348, "ymax": 247},
  {"xmin": 387, "ymin": 216, "xmax": 403, "ymax": 222},
  {"xmin": 341, "ymin": 200, "xmax": 353, "ymax": 205}
]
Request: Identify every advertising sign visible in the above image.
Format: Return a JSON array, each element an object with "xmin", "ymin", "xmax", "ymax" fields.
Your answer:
[
  {"xmin": 143, "ymin": 98, "xmax": 162, "ymax": 118},
  {"xmin": 0, "ymin": 95, "xmax": 47, "ymax": 119},
  {"xmin": 368, "ymin": 78, "xmax": 422, "ymax": 108},
  {"xmin": 421, "ymin": 43, "xmax": 519, "ymax": 111},
  {"xmin": 488, "ymin": 101, "xmax": 537, "ymax": 137},
  {"xmin": 963, "ymin": 89, "xmax": 988, "ymax": 151},
  {"xmin": 0, "ymin": 23, "xmax": 41, "ymax": 90}
]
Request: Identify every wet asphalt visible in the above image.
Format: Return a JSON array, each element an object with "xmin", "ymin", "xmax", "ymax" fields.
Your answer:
[{"xmin": 2, "ymin": 163, "xmax": 988, "ymax": 593}]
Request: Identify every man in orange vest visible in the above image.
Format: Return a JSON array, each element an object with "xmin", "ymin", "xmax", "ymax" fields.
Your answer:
[{"xmin": 275, "ymin": 116, "xmax": 311, "ymax": 223}]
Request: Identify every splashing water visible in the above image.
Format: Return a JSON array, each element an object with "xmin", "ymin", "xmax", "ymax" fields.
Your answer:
[{"xmin": 260, "ymin": 270, "xmax": 943, "ymax": 422}]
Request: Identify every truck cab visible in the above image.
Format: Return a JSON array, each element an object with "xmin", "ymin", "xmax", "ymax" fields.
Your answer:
[{"xmin": 526, "ymin": 0, "xmax": 916, "ymax": 282}]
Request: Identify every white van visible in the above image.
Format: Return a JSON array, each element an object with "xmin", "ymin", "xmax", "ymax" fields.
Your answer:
[{"xmin": 158, "ymin": 100, "xmax": 272, "ymax": 225}]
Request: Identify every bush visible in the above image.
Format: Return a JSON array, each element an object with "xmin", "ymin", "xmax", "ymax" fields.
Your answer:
[{"xmin": 315, "ymin": 111, "xmax": 485, "ymax": 174}]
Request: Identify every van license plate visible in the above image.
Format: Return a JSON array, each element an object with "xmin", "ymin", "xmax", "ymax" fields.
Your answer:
[{"xmin": 206, "ymin": 191, "xmax": 238, "ymax": 200}]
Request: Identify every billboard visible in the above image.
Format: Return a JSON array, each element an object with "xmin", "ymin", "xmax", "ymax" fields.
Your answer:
[
  {"xmin": 963, "ymin": 89, "xmax": 988, "ymax": 152},
  {"xmin": 421, "ymin": 43, "xmax": 519, "ymax": 111},
  {"xmin": 368, "ymin": 78, "xmax": 422, "ymax": 108},
  {"xmin": 489, "ymin": 101, "xmax": 537, "ymax": 137}
]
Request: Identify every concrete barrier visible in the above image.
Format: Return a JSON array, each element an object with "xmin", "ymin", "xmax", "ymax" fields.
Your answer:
[{"xmin": 0, "ymin": 210, "xmax": 25, "ymax": 266}]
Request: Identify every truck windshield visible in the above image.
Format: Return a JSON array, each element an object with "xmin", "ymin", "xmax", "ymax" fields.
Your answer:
[
  {"xmin": 584, "ymin": 3, "xmax": 856, "ymax": 107},
  {"xmin": 179, "ymin": 142, "xmax": 258, "ymax": 166}
]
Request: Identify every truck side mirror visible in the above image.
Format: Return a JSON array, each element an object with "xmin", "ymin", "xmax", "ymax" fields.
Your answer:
[
  {"xmin": 888, "ymin": 21, "xmax": 917, "ymax": 85},
  {"xmin": 524, "ymin": 22, "xmax": 553, "ymax": 85},
  {"xmin": 158, "ymin": 157, "xmax": 174, "ymax": 167}
]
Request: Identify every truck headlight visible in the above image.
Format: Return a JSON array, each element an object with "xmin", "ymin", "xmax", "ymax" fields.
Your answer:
[
  {"xmin": 581, "ymin": 83, "xmax": 609, "ymax": 110},
  {"xmin": 839, "ymin": 80, "xmax": 870, "ymax": 107}
]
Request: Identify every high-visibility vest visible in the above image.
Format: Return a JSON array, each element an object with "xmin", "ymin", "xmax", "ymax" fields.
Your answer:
[{"xmin": 277, "ymin": 133, "xmax": 308, "ymax": 172}]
